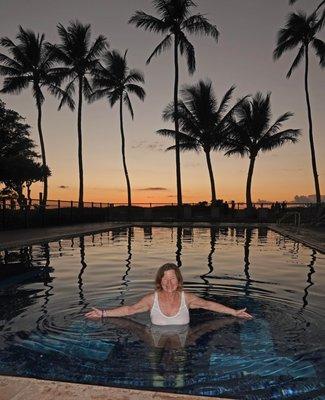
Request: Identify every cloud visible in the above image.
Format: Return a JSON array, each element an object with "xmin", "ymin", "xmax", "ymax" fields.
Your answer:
[
  {"xmin": 58, "ymin": 185, "xmax": 69, "ymax": 189},
  {"xmin": 131, "ymin": 140, "xmax": 165, "ymax": 152},
  {"xmin": 136, "ymin": 187, "xmax": 168, "ymax": 191}
]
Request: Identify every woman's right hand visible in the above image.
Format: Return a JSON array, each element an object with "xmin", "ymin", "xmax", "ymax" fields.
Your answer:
[{"xmin": 85, "ymin": 307, "xmax": 103, "ymax": 319}]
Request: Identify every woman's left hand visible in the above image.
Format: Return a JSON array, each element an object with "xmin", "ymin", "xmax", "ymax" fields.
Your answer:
[{"xmin": 233, "ymin": 308, "xmax": 253, "ymax": 319}]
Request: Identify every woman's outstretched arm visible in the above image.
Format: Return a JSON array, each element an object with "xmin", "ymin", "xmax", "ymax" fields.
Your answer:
[
  {"xmin": 85, "ymin": 293, "xmax": 153, "ymax": 319},
  {"xmin": 186, "ymin": 293, "xmax": 253, "ymax": 319}
]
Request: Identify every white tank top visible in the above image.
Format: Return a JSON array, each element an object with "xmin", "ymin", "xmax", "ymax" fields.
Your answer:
[{"xmin": 150, "ymin": 291, "xmax": 190, "ymax": 326}]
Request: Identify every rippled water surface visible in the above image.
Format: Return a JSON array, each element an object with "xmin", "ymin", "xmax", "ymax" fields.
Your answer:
[{"xmin": 0, "ymin": 226, "xmax": 325, "ymax": 399}]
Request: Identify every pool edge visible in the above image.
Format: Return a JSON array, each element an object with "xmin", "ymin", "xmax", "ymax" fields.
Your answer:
[{"xmin": 0, "ymin": 375, "xmax": 232, "ymax": 400}]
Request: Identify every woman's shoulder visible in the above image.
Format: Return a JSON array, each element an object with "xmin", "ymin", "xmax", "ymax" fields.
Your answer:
[
  {"xmin": 183, "ymin": 291, "xmax": 197, "ymax": 302},
  {"xmin": 140, "ymin": 292, "xmax": 155, "ymax": 305}
]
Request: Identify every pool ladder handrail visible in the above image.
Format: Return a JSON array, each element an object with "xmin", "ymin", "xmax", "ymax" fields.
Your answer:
[{"xmin": 277, "ymin": 211, "xmax": 301, "ymax": 233}]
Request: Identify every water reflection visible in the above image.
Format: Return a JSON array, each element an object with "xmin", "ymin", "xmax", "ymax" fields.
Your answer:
[
  {"xmin": 200, "ymin": 227, "xmax": 217, "ymax": 287},
  {"xmin": 120, "ymin": 227, "xmax": 133, "ymax": 305},
  {"xmin": 77, "ymin": 237, "xmax": 88, "ymax": 309},
  {"xmin": 302, "ymin": 249, "xmax": 317, "ymax": 309},
  {"xmin": 175, "ymin": 227, "xmax": 182, "ymax": 268},
  {"xmin": 244, "ymin": 228, "xmax": 253, "ymax": 296}
]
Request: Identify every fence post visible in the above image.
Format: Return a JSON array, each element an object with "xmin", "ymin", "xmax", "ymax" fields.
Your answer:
[
  {"xmin": 2, "ymin": 199, "xmax": 6, "ymax": 230},
  {"xmin": 57, "ymin": 200, "xmax": 61, "ymax": 224},
  {"xmin": 70, "ymin": 201, "xmax": 73, "ymax": 222}
]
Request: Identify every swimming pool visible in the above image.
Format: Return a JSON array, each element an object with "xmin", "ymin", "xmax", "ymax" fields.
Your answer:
[{"xmin": 0, "ymin": 226, "xmax": 324, "ymax": 399}]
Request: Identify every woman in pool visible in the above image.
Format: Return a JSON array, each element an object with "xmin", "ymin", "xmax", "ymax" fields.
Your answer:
[{"xmin": 85, "ymin": 263, "xmax": 253, "ymax": 322}]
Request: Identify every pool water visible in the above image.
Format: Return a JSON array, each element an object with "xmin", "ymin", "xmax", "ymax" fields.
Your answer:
[{"xmin": 0, "ymin": 226, "xmax": 325, "ymax": 399}]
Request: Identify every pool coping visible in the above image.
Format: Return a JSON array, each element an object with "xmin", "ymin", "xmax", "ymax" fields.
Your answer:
[
  {"xmin": 268, "ymin": 224, "xmax": 325, "ymax": 254},
  {"xmin": 0, "ymin": 375, "xmax": 229, "ymax": 400}
]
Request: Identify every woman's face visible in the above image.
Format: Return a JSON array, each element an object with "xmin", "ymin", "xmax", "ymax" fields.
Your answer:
[{"xmin": 161, "ymin": 270, "xmax": 179, "ymax": 293}]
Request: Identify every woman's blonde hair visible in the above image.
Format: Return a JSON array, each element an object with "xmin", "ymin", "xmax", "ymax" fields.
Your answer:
[{"xmin": 155, "ymin": 263, "xmax": 183, "ymax": 291}]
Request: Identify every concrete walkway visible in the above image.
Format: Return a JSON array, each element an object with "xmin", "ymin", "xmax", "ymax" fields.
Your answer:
[
  {"xmin": 0, "ymin": 222, "xmax": 130, "ymax": 251},
  {"xmin": 0, "ymin": 376, "xmax": 224, "ymax": 400},
  {"xmin": 269, "ymin": 224, "xmax": 325, "ymax": 254}
]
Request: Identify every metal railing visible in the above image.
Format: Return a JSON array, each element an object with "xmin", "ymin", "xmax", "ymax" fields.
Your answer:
[{"xmin": 0, "ymin": 197, "xmax": 319, "ymax": 231}]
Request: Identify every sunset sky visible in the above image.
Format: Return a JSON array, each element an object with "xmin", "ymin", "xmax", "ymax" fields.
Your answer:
[{"xmin": 0, "ymin": 0, "xmax": 324, "ymax": 204}]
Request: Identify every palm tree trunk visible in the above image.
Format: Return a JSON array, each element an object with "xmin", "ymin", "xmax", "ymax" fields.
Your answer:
[
  {"xmin": 36, "ymin": 92, "xmax": 48, "ymax": 206},
  {"xmin": 119, "ymin": 96, "xmax": 132, "ymax": 207},
  {"xmin": 205, "ymin": 150, "xmax": 217, "ymax": 204},
  {"xmin": 304, "ymin": 45, "xmax": 321, "ymax": 205},
  {"xmin": 174, "ymin": 33, "xmax": 182, "ymax": 208},
  {"xmin": 246, "ymin": 156, "xmax": 256, "ymax": 209},
  {"xmin": 77, "ymin": 75, "xmax": 84, "ymax": 208}
]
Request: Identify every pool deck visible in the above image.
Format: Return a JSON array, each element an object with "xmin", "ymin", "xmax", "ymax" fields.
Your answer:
[{"xmin": 0, "ymin": 376, "xmax": 225, "ymax": 400}]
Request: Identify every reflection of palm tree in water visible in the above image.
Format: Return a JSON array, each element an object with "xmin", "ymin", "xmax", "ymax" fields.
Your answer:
[
  {"xmin": 120, "ymin": 227, "xmax": 133, "ymax": 306},
  {"xmin": 244, "ymin": 228, "xmax": 253, "ymax": 296},
  {"xmin": 302, "ymin": 249, "xmax": 317, "ymax": 309},
  {"xmin": 78, "ymin": 236, "xmax": 88, "ymax": 311},
  {"xmin": 200, "ymin": 228, "xmax": 217, "ymax": 289},
  {"xmin": 175, "ymin": 227, "xmax": 182, "ymax": 268},
  {"xmin": 36, "ymin": 243, "xmax": 54, "ymax": 325}
]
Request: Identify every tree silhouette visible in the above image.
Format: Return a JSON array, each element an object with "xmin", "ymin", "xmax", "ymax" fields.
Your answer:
[
  {"xmin": 274, "ymin": 11, "xmax": 325, "ymax": 204},
  {"xmin": 129, "ymin": 0, "xmax": 219, "ymax": 207}
]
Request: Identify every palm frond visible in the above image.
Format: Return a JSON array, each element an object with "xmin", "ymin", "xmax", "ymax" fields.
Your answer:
[
  {"xmin": 286, "ymin": 45, "xmax": 304, "ymax": 77},
  {"xmin": 125, "ymin": 69, "xmax": 145, "ymax": 84},
  {"xmin": 86, "ymin": 35, "xmax": 108, "ymax": 62},
  {"xmin": 0, "ymin": 75, "xmax": 30, "ymax": 94},
  {"xmin": 264, "ymin": 112, "xmax": 294, "ymax": 136},
  {"xmin": 182, "ymin": 14, "xmax": 219, "ymax": 41},
  {"xmin": 125, "ymin": 83, "xmax": 146, "ymax": 101},
  {"xmin": 216, "ymin": 85, "xmax": 235, "ymax": 116},
  {"xmin": 123, "ymin": 92, "xmax": 134, "ymax": 119},
  {"xmin": 0, "ymin": 65, "xmax": 21, "ymax": 76},
  {"xmin": 53, "ymin": 78, "xmax": 76, "ymax": 110},
  {"xmin": 107, "ymin": 89, "xmax": 121, "ymax": 108},
  {"xmin": 0, "ymin": 53, "xmax": 22, "ymax": 69},
  {"xmin": 178, "ymin": 32, "xmax": 196, "ymax": 74},
  {"xmin": 83, "ymin": 76, "xmax": 93, "ymax": 101},
  {"xmin": 312, "ymin": 38, "xmax": 325, "ymax": 67},
  {"xmin": 129, "ymin": 11, "xmax": 168, "ymax": 34},
  {"xmin": 146, "ymin": 35, "xmax": 172, "ymax": 64},
  {"xmin": 89, "ymin": 87, "xmax": 111, "ymax": 103},
  {"xmin": 259, "ymin": 129, "xmax": 300, "ymax": 152}
]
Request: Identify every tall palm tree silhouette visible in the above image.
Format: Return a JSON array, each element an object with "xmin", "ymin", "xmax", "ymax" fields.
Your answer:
[
  {"xmin": 48, "ymin": 21, "xmax": 107, "ymax": 207},
  {"xmin": 225, "ymin": 93, "xmax": 300, "ymax": 209},
  {"xmin": 91, "ymin": 50, "xmax": 145, "ymax": 207},
  {"xmin": 274, "ymin": 11, "xmax": 324, "ymax": 205},
  {"xmin": 0, "ymin": 27, "xmax": 59, "ymax": 205},
  {"xmin": 158, "ymin": 80, "xmax": 246, "ymax": 204},
  {"xmin": 129, "ymin": 0, "xmax": 219, "ymax": 208}
]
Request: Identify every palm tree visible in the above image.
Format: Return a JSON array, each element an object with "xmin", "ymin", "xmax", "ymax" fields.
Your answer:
[
  {"xmin": 48, "ymin": 21, "xmax": 107, "ymax": 207},
  {"xmin": 157, "ymin": 80, "xmax": 246, "ymax": 204},
  {"xmin": 91, "ymin": 50, "xmax": 145, "ymax": 207},
  {"xmin": 274, "ymin": 11, "xmax": 324, "ymax": 205},
  {"xmin": 0, "ymin": 27, "xmax": 58, "ymax": 205},
  {"xmin": 129, "ymin": 0, "xmax": 219, "ymax": 207},
  {"xmin": 225, "ymin": 93, "xmax": 300, "ymax": 209}
]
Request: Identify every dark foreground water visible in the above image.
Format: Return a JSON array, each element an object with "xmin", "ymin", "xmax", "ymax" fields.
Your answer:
[{"xmin": 0, "ymin": 226, "xmax": 324, "ymax": 399}]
